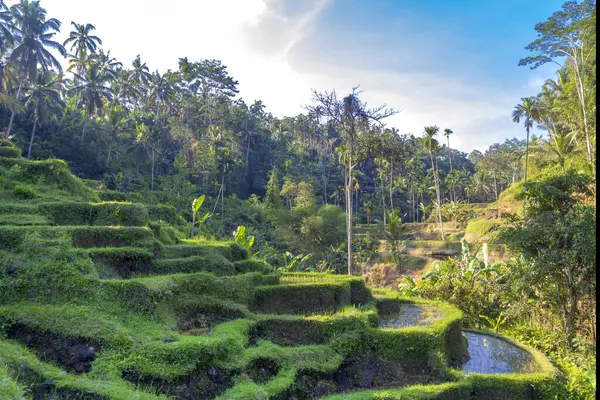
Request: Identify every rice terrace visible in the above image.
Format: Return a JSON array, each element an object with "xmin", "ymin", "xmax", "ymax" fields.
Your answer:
[{"xmin": 0, "ymin": 0, "xmax": 595, "ymax": 399}]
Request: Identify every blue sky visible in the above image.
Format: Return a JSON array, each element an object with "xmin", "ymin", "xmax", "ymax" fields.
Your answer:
[{"xmin": 14, "ymin": 0, "xmax": 566, "ymax": 152}]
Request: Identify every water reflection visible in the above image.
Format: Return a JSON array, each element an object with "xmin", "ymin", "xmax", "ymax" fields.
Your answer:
[
  {"xmin": 462, "ymin": 331, "xmax": 536, "ymax": 374},
  {"xmin": 378, "ymin": 305, "xmax": 442, "ymax": 328}
]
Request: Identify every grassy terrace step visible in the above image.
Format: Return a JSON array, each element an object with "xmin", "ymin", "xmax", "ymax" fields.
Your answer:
[
  {"xmin": 0, "ymin": 339, "xmax": 165, "ymax": 400},
  {"xmin": 252, "ymin": 274, "xmax": 372, "ymax": 315},
  {"xmin": 165, "ymin": 241, "xmax": 249, "ymax": 262},
  {"xmin": 0, "ymin": 226, "xmax": 157, "ymax": 249},
  {"xmin": 0, "ymin": 201, "xmax": 149, "ymax": 226},
  {"xmin": 0, "ymin": 213, "xmax": 50, "ymax": 226},
  {"xmin": 0, "ymin": 156, "xmax": 100, "ymax": 203}
]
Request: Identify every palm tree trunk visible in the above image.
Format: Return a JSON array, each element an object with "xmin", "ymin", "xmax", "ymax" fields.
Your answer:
[
  {"xmin": 493, "ymin": 170, "xmax": 498, "ymax": 201},
  {"xmin": 151, "ymin": 148, "xmax": 155, "ymax": 193},
  {"xmin": 430, "ymin": 151, "xmax": 445, "ymax": 241},
  {"xmin": 221, "ymin": 168, "xmax": 225, "ymax": 234},
  {"xmin": 81, "ymin": 115, "xmax": 88, "ymax": 144},
  {"xmin": 346, "ymin": 142, "xmax": 353, "ymax": 276},
  {"xmin": 106, "ymin": 136, "xmax": 113, "ymax": 166},
  {"xmin": 522, "ymin": 127, "xmax": 530, "ymax": 225},
  {"xmin": 389, "ymin": 162, "xmax": 394, "ymax": 212},
  {"xmin": 6, "ymin": 81, "xmax": 23, "ymax": 138},
  {"xmin": 447, "ymin": 136, "xmax": 453, "ymax": 172},
  {"xmin": 27, "ymin": 117, "xmax": 38, "ymax": 159}
]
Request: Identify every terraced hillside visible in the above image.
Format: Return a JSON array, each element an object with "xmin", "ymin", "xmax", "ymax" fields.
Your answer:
[{"xmin": 0, "ymin": 141, "xmax": 562, "ymax": 399}]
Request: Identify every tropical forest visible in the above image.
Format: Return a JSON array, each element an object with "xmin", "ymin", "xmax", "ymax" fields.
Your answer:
[{"xmin": 0, "ymin": 0, "xmax": 596, "ymax": 399}]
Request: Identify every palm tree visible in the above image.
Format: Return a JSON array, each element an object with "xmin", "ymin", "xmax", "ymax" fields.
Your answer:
[
  {"xmin": 63, "ymin": 22, "xmax": 102, "ymax": 57},
  {"xmin": 70, "ymin": 62, "xmax": 113, "ymax": 144},
  {"xmin": 6, "ymin": 0, "xmax": 66, "ymax": 137},
  {"xmin": 443, "ymin": 128, "xmax": 453, "ymax": 171},
  {"xmin": 148, "ymin": 71, "xmax": 175, "ymax": 120},
  {"xmin": 103, "ymin": 105, "xmax": 130, "ymax": 166},
  {"xmin": 547, "ymin": 132, "xmax": 577, "ymax": 174},
  {"xmin": 131, "ymin": 55, "xmax": 151, "ymax": 86},
  {"xmin": 111, "ymin": 69, "xmax": 140, "ymax": 108},
  {"xmin": 95, "ymin": 49, "xmax": 121, "ymax": 80},
  {"xmin": 66, "ymin": 51, "xmax": 94, "ymax": 76},
  {"xmin": 22, "ymin": 72, "xmax": 64, "ymax": 158},
  {"xmin": 511, "ymin": 97, "xmax": 540, "ymax": 220},
  {"xmin": 423, "ymin": 125, "xmax": 445, "ymax": 240},
  {"xmin": 0, "ymin": 0, "xmax": 14, "ymax": 49}
]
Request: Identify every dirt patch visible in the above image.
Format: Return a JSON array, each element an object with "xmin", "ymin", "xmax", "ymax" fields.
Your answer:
[
  {"xmin": 7, "ymin": 323, "xmax": 100, "ymax": 374},
  {"xmin": 247, "ymin": 358, "xmax": 280, "ymax": 384}
]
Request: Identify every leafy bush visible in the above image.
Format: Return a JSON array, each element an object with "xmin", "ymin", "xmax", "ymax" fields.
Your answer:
[{"xmin": 12, "ymin": 184, "xmax": 36, "ymax": 200}]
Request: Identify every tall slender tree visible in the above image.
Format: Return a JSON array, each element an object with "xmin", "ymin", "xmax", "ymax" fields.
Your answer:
[
  {"xmin": 71, "ymin": 62, "xmax": 113, "ymax": 143},
  {"xmin": 444, "ymin": 128, "xmax": 453, "ymax": 171},
  {"xmin": 309, "ymin": 88, "xmax": 397, "ymax": 275},
  {"xmin": 6, "ymin": 0, "xmax": 66, "ymax": 137},
  {"xmin": 423, "ymin": 125, "xmax": 445, "ymax": 240},
  {"xmin": 512, "ymin": 97, "xmax": 541, "ymax": 220},
  {"xmin": 22, "ymin": 71, "xmax": 63, "ymax": 158},
  {"xmin": 63, "ymin": 22, "xmax": 102, "ymax": 57}
]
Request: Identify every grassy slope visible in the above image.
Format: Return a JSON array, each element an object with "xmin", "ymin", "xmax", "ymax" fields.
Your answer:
[{"xmin": 0, "ymin": 143, "xmax": 560, "ymax": 399}]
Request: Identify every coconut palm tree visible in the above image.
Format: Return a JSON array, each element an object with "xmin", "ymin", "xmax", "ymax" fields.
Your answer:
[
  {"xmin": 103, "ymin": 105, "xmax": 131, "ymax": 166},
  {"xmin": 6, "ymin": 0, "xmax": 66, "ymax": 137},
  {"xmin": 511, "ymin": 97, "xmax": 541, "ymax": 219},
  {"xmin": 95, "ymin": 49, "xmax": 121, "ymax": 80},
  {"xmin": 423, "ymin": 125, "xmax": 445, "ymax": 240},
  {"xmin": 131, "ymin": 54, "xmax": 151, "ymax": 86},
  {"xmin": 547, "ymin": 132, "xmax": 577, "ymax": 174},
  {"xmin": 443, "ymin": 128, "xmax": 453, "ymax": 171},
  {"xmin": 111, "ymin": 69, "xmax": 140, "ymax": 108},
  {"xmin": 63, "ymin": 22, "xmax": 102, "ymax": 57},
  {"xmin": 70, "ymin": 62, "xmax": 113, "ymax": 144},
  {"xmin": 22, "ymin": 71, "xmax": 64, "ymax": 158},
  {"xmin": 66, "ymin": 51, "xmax": 94, "ymax": 76},
  {"xmin": 0, "ymin": 0, "xmax": 14, "ymax": 49},
  {"xmin": 148, "ymin": 70, "xmax": 175, "ymax": 120}
]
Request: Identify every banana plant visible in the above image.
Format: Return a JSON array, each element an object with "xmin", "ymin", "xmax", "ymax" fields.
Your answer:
[
  {"xmin": 397, "ymin": 275, "xmax": 421, "ymax": 297},
  {"xmin": 279, "ymin": 251, "xmax": 313, "ymax": 272},
  {"xmin": 190, "ymin": 195, "xmax": 205, "ymax": 238},
  {"xmin": 479, "ymin": 312, "xmax": 508, "ymax": 333},
  {"xmin": 233, "ymin": 225, "xmax": 255, "ymax": 250}
]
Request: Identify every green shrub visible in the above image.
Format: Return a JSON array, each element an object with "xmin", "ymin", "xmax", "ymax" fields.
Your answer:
[
  {"xmin": 38, "ymin": 202, "xmax": 148, "ymax": 226},
  {"xmin": 98, "ymin": 190, "xmax": 144, "ymax": 203},
  {"xmin": 88, "ymin": 247, "xmax": 154, "ymax": 278},
  {"xmin": 94, "ymin": 202, "xmax": 148, "ymax": 226},
  {"xmin": 12, "ymin": 184, "xmax": 36, "ymax": 200},
  {"xmin": 0, "ymin": 147, "xmax": 21, "ymax": 158},
  {"xmin": 150, "ymin": 255, "xmax": 235, "ymax": 276},
  {"xmin": 147, "ymin": 204, "xmax": 186, "ymax": 226},
  {"xmin": 234, "ymin": 259, "xmax": 273, "ymax": 274},
  {"xmin": 252, "ymin": 282, "xmax": 352, "ymax": 314}
]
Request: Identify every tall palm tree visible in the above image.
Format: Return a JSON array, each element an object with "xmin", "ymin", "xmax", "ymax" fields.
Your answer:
[
  {"xmin": 66, "ymin": 51, "xmax": 94, "ymax": 75},
  {"xmin": 22, "ymin": 71, "xmax": 64, "ymax": 158},
  {"xmin": 423, "ymin": 125, "xmax": 445, "ymax": 240},
  {"xmin": 511, "ymin": 97, "xmax": 541, "ymax": 220},
  {"xmin": 131, "ymin": 55, "xmax": 151, "ymax": 86},
  {"xmin": 443, "ymin": 128, "xmax": 453, "ymax": 171},
  {"xmin": 104, "ymin": 105, "xmax": 130, "ymax": 166},
  {"xmin": 6, "ymin": 0, "xmax": 66, "ymax": 137},
  {"xmin": 71, "ymin": 62, "xmax": 113, "ymax": 144},
  {"xmin": 95, "ymin": 49, "xmax": 121, "ymax": 80},
  {"xmin": 0, "ymin": 0, "xmax": 14, "ymax": 49},
  {"xmin": 63, "ymin": 22, "xmax": 102, "ymax": 57},
  {"xmin": 148, "ymin": 71, "xmax": 175, "ymax": 120},
  {"xmin": 111, "ymin": 69, "xmax": 140, "ymax": 108},
  {"xmin": 546, "ymin": 132, "xmax": 577, "ymax": 174}
]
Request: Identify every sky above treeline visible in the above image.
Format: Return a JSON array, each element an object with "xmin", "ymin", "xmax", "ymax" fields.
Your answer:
[{"xmin": 8, "ymin": 0, "xmax": 565, "ymax": 152}]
